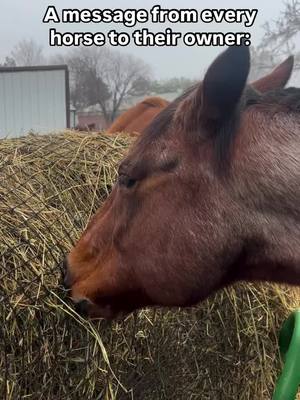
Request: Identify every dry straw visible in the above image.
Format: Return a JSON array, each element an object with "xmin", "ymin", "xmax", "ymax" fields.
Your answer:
[{"xmin": 0, "ymin": 131, "xmax": 299, "ymax": 400}]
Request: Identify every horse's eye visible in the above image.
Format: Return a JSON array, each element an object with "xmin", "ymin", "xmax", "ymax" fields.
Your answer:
[{"xmin": 118, "ymin": 174, "xmax": 137, "ymax": 189}]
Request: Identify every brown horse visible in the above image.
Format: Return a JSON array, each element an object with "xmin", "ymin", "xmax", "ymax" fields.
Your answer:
[
  {"xmin": 107, "ymin": 97, "xmax": 169, "ymax": 136},
  {"xmin": 64, "ymin": 47, "xmax": 298, "ymax": 320}
]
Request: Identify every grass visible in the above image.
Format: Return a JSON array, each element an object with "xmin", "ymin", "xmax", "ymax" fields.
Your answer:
[{"xmin": 0, "ymin": 131, "xmax": 299, "ymax": 400}]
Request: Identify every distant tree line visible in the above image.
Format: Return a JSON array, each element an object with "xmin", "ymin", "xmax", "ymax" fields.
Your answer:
[{"xmin": 148, "ymin": 77, "xmax": 198, "ymax": 94}]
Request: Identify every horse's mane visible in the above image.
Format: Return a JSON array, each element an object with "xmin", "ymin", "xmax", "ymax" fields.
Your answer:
[
  {"xmin": 142, "ymin": 86, "xmax": 197, "ymax": 142},
  {"xmin": 247, "ymin": 87, "xmax": 300, "ymax": 112}
]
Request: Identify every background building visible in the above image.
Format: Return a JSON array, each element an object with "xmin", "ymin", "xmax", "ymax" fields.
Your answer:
[{"xmin": 0, "ymin": 65, "xmax": 71, "ymax": 138}]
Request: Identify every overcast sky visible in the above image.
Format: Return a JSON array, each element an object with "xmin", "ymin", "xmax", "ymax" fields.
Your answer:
[{"xmin": 0, "ymin": 0, "xmax": 289, "ymax": 79}]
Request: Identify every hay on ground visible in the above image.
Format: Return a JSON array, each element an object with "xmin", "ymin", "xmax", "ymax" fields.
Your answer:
[{"xmin": 0, "ymin": 131, "xmax": 299, "ymax": 400}]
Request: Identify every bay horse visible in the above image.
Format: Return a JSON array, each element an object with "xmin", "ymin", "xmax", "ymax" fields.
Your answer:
[
  {"xmin": 107, "ymin": 97, "xmax": 169, "ymax": 136},
  {"xmin": 64, "ymin": 46, "xmax": 298, "ymax": 320}
]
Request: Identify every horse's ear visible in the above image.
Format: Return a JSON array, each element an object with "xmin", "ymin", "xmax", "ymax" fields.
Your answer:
[
  {"xmin": 251, "ymin": 55, "xmax": 294, "ymax": 93},
  {"xmin": 175, "ymin": 45, "xmax": 250, "ymax": 132},
  {"xmin": 200, "ymin": 45, "xmax": 250, "ymax": 121}
]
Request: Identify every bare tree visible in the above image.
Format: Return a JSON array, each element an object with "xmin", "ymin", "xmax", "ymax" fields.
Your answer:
[
  {"xmin": 248, "ymin": 47, "xmax": 278, "ymax": 81},
  {"xmin": 261, "ymin": 0, "xmax": 300, "ymax": 68},
  {"xmin": 63, "ymin": 47, "xmax": 108, "ymax": 112},
  {"xmin": 101, "ymin": 50, "xmax": 151, "ymax": 121},
  {"xmin": 247, "ymin": 1, "xmax": 300, "ymax": 83},
  {"xmin": 48, "ymin": 53, "xmax": 67, "ymax": 66},
  {"xmin": 67, "ymin": 47, "xmax": 151, "ymax": 122},
  {"xmin": 0, "ymin": 56, "xmax": 16, "ymax": 67},
  {"xmin": 11, "ymin": 39, "xmax": 45, "ymax": 66},
  {"xmin": 69, "ymin": 51, "xmax": 110, "ymax": 111}
]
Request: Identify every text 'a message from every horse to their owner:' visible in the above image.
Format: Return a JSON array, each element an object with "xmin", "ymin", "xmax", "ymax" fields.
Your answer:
[
  {"xmin": 44, "ymin": 6, "xmax": 258, "ymax": 27},
  {"xmin": 44, "ymin": 7, "xmax": 258, "ymax": 47}
]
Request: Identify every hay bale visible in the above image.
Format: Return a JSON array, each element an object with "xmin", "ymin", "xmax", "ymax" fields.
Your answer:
[{"xmin": 0, "ymin": 131, "xmax": 299, "ymax": 400}]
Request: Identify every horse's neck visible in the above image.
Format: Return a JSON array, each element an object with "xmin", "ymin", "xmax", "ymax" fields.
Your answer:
[
  {"xmin": 241, "ymin": 215, "xmax": 300, "ymax": 286},
  {"xmin": 234, "ymin": 110, "xmax": 300, "ymax": 286}
]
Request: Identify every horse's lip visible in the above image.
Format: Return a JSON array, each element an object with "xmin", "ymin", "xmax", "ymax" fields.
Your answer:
[
  {"xmin": 71, "ymin": 296, "xmax": 130, "ymax": 320},
  {"xmin": 90, "ymin": 304, "xmax": 130, "ymax": 321},
  {"xmin": 78, "ymin": 301, "xmax": 119, "ymax": 320},
  {"xmin": 74, "ymin": 299, "xmax": 90, "ymax": 317}
]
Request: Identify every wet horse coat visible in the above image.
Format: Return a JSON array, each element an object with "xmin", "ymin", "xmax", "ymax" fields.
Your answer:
[{"xmin": 64, "ymin": 47, "xmax": 298, "ymax": 320}]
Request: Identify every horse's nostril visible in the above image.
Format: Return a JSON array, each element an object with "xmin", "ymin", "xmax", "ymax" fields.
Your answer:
[
  {"xmin": 63, "ymin": 273, "xmax": 71, "ymax": 290},
  {"xmin": 61, "ymin": 258, "xmax": 72, "ymax": 290},
  {"xmin": 74, "ymin": 300, "xmax": 90, "ymax": 317}
]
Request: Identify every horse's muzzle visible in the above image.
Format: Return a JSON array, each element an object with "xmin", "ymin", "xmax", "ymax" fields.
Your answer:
[{"xmin": 74, "ymin": 299, "xmax": 90, "ymax": 317}]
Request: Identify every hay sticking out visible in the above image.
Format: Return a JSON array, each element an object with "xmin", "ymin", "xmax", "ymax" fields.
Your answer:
[{"xmin": 0, "ymin": 131, "xmax": 299, "ymax": 400}]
